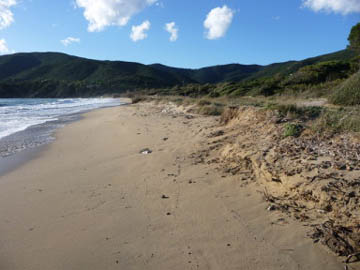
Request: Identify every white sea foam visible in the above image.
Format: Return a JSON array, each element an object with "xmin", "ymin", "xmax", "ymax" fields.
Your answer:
[{"xmin": 0, "ymin": 98, "xmax": 123, "ymax": 140}]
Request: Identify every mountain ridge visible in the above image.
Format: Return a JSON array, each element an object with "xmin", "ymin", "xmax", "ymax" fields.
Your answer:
[{"xmin": 0, "ymin": 49, "xmax": 356, "ymax": 97}]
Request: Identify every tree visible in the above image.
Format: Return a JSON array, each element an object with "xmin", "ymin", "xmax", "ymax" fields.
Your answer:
[{"xmin": 348, "ymin": 22, "xmax": 360, "ymax": 52}]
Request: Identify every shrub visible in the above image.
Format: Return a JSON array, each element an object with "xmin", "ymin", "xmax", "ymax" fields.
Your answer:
[
  {"xmin": 283, "ymin": 61, "xmax": 351, "ymax": 86},
  {"xmin": 266, "ymin": 103, "xmax": 322, "ymax": 120},
  {"xmin": 329, "ymin": 70, "xmax": 360, "ymax": 106},
  {"xmin": 283, "ymin": 123, "xmax": 303, "ymax": 137},
  {"xmin": 197, "ymin": 104, "xmax": 224, "ymax": 116},
  {"xmin": 314, "ymin": 108, "xmax": 360, "ymax": 133},
  {"xmin": 208, "ymin": 91, "xmax": 220, "ymax": 98},
  {"xmin": 197, "ymin": 99, "xmax": 212, "ymax": 106}
]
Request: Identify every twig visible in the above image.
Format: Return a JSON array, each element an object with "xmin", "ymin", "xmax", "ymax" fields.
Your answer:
[{"xmin": 345, "ymin": 253, "xmax": 360, "ymax": 264}]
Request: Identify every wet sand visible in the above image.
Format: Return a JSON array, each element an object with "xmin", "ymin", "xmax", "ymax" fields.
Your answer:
[
  {"xmin": 0, "ymin": 145, "xmax": 46, "ymax": 177},
  {"xmin": 0, "ymin": 103, "xmax": 343, "ymax": 270}
]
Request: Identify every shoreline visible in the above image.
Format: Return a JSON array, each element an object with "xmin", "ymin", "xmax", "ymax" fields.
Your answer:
[
  {"xmin": 0, "ymin": 99, "xmax": 129, "ymax": 177},
  {"xmin": 0, "ymin": 102, "xmax": 346, "ymax": 269},
  {"xmin": 0, "ymin": 144, "xmax": 48, "ymax": 177}
]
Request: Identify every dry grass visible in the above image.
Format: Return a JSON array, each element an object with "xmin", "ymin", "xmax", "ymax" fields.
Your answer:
[
  {"xmin": 330, "ymin": 70, "xmax": 360, "ymax": 106},
  {"xmin": 126, "ymin": 93, "xmax": 360, "ymax": 134},
  {"xmin": 220, "ymin": 107, "xmax": 240, "ymax": 124}
]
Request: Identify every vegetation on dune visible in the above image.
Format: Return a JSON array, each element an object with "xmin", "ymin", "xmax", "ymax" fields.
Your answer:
[
  {"xmin": 328, "ymin": 23, "xmax": 360, "ymax": 106},
  {"xmin": 283, "ymin": 123, "xmax": 303, "ymax": 137},
  {"xmin": 129, "ymin": 91, "xmax": 360, "ymax": 135},
  {"xmin": 314, "ymin": 107, "xmax": 360, "ymax": 133},
  {"xmin": 265, "ymin": 103, "xmax": 323, "ymax": 120},
  {"xmin": 196, "ymin": 102, "xmax": 225, "ymax": 116},
  {"xmin": 330, "ymin": 70, "xmax": 360, "ymax": 106}
]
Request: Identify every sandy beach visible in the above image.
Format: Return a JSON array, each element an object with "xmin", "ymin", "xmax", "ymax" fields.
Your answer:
[{"xmin": 0, "ymin": 102, "xmax": 345, "ymax": 270}]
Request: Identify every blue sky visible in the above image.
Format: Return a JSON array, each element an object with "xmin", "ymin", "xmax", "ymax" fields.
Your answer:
[{"xmin": 0, "ymin": 0, "xmax": 359, "ymax": 68}]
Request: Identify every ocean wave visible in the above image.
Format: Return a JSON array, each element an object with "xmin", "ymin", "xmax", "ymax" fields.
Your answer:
[{"xmin": 0, "ymin": 98, "xmax": 123, "ymax": 140}]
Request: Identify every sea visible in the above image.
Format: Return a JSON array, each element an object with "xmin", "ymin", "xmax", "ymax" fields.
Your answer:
[{"xmin": 0, "ymin": 98, "xmax": 124, "ymax": 158}]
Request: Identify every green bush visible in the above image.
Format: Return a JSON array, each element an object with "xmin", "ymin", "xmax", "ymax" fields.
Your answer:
[
  {"xmin": 329, "ymin": 70, "xmax": 360, "ymax": 105},
  {"xmin": 283, "ymin": 61, "xmax": 351, "ymax": 86},
  {"xmin": 314, "ymin": 108, "xmax": 360, "ymax": 133},
  {"xmin": 266, "ymin": 103, "xmax": 322, "ymax": 119},
  {"xmin": 283, "ymin": 123, "xmax": 303, "ymax": 137},
  {"xmin": 197, "ymin": 104, "xmax": 224, "ymax": 116},
  {"xmin": 197, "ymin": 99, "xmax": 212, "ymax": 106}
]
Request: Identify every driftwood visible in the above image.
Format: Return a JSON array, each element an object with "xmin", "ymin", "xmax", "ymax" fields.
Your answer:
[
  {"xmin": 345, "ymin": 252, "xmax": 360, "ymax": 264},
  {"xmin": 310, "ymin": 220, "xmax": 359, "ymax": 257}
]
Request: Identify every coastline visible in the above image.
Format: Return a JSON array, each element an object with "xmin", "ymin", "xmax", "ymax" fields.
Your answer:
[
  {"xmin": 0, "ymin": 144, "xmax": 48, "ymax": 177},
  {"xmin": 0, "ymin": 98, "xmax": 129, "ymax": 177},
  {"xmin": 0, "ymin": 102, "xmax": 345, "ymax": 269}
]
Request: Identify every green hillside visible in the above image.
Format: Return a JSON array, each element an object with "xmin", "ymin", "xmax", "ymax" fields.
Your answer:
[
  {"xmin": 150, "ymin": 63, "xmax": 263, "ymax": 83},
  {"xmin": 0, "ymin": 49, "xmax": 356, "ymax": 97},
  {"xmin": 151, "ymin": 49, "xmax": 356, "ymax": 83},
  {"xmin": 0, "ymin": 52, "xmax": 191, "ymax": 85}
]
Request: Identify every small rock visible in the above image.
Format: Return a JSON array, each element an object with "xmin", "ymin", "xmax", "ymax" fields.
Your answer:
[
  {"xmin": 140, "ymin": 148, "xmax": 152, "ymax": 155},
  {"xmin": 323, "ymin": 204, "xmax": 333, "ymax": 212},
  {"xmin": 334, "ymin": 162, "xmax": 346, "ymax": 170},
  {"xmin": 161, "ymin": 195, "xmax": 169, "ymax": 199},
  {"xmin": 267, "ymin": 205, "xmax": 277, "ymax": 211},
  {"xmin": 271, "ymin": 177, "xmax": 282, "ymax": 183},
  {"xmin": 209, "ymin": 130, "xmax": 225, "ymax": 138}
]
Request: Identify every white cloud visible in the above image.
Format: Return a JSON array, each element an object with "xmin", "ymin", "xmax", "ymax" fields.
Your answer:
[
  {"xmin": 75, "ymin": 0, "xmax": 157, "ymax": 32},
  {"xmin": 130, "ymin": 20, "xmax": 150, "ymax": 42},
  {"xmin": 165, "ymin": 22, "xmax": 178, "ymax": 42},
  {"xmin": 204, "ymin": 5, "xmax": 234, "ymax": 40},
  {"xmin": 155, "ymin": 1, "xmax": 164, "ymax": 8},
  {"xmin": 61, "ymin": 37, "xmax": 80, "ymax": 46},
  {"xmin": 0, "ymin": 0, "xmax": 17, "ymax": 30},
  {"xmin": 303, "ymin": 0, "xmax": 360, "ymax": 14},
  {"xmin": 0, "ymin": 39, "xmax": 13, "ymax": 54}
]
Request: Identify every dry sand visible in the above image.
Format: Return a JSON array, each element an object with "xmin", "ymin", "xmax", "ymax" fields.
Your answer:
[{"xmin": 0, "ymin": 103, "xmax": 344, "ymax": 270}]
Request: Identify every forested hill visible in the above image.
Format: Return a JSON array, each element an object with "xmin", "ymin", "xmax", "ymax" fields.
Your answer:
[{"xmin": 0, "ymin": 49, "xmax": 356, "ymax": 97}]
